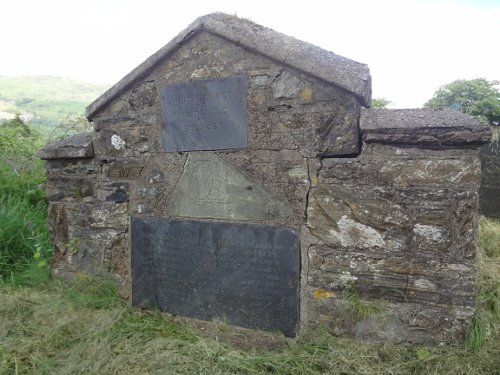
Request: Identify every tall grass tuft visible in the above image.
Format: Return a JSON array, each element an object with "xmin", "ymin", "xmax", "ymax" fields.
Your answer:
[
  {"xmin": 0, "ymin": 167, "xmax": 50, "ymax": 283},
  {"xmin": 467, "ymin": 216, "xmax": 500, "ymax": 351}
]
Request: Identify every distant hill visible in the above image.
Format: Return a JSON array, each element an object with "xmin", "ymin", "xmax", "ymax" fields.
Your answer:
[{"xmin": 0, "ymin": 76, "xmax": 110, "ymax": 127}]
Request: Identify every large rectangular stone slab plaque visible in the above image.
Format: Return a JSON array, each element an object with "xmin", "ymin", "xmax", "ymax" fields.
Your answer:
[
  {"xmin": 160, "ymin": 76, "xmax": 248, "ymax": 152},
  {"xmin": 132, "ymin": 217, "xmax": 299, "ymax": 336}
]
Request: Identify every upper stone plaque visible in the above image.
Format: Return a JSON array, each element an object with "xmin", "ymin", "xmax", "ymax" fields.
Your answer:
[{"xmin": 160, "ymin": 75, "xmax": 248, "ymax": 152}]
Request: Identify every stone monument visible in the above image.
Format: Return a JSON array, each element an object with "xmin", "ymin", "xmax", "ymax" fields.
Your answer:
[{"xmin": 38, "ymin": 13, "xmax": 491, "ymax": 342}]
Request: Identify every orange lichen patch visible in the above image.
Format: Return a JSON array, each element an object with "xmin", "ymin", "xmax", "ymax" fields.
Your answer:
[{"xmin": 313, "ymin": 288, "xmax": 336, "ymax": 299}]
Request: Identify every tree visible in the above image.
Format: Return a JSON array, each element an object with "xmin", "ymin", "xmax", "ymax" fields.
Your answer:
[
  {"xmin": 425, "ymin": 78, "xmax": 500, "ymax": 126},
  {"xmin": 2, "ymin": 114, "xmax": 32, "ymax": 136},
  {"xmin": 371, "ymin": 98, "xmax": 392, "ymax": 109}
]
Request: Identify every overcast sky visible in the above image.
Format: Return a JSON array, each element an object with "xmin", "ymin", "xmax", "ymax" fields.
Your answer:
[{"xmin": 1, "ymin": 0, "xmax": 499, "ymax": 108}]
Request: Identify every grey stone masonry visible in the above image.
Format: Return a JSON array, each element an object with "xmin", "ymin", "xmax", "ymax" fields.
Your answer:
[
  {"xmin": 37, "ymin": 133, "xmax": 94, "ymax": 159},
  {"xmin": 304, "ymin": 109, "xmax": 490, "ymax": 343},
  {"xmin": 362, "ymin": 108, "xmax": 491, "ymax": 146},
  {"xmin": 38, "ymin": 13, "xmax": 491, "ymax": 343}
]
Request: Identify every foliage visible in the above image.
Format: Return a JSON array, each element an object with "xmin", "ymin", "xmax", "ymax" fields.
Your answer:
[
  {"xmin": 466, "ymin": 314, "xmax": 486, "ymax": 352},
  {"xmin": 371, "ymin": 97, "xmax": 392, "ymax": 109},
  {"xmin": 0, "ymin": 192, "xmax": 50, "ymax": 283},
  {"xmin": 425, "ymin": 78, "xmax": 500, "ymax": 126},
  {"xmin": 0, "ymin": 75, "xmax": 108, "ymax": 127},
  {"xmin": 0, "ymin": 116, "xmax": 51, "ymax": 282},
  {"xmin": 342, "ymin": 282, "xmax": 386, "ymax": 319},
  {"xmin": 0, "ymin": 118, "xmax": 46, "ymax": 201},
  {"xmin": 1, "ymin": 114, "xmax": 32, "ymax": 136}
]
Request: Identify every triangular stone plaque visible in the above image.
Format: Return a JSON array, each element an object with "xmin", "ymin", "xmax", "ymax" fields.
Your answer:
[{"xmin": 166, "ymin": 153, "xmax": 292, "ymax": 221}]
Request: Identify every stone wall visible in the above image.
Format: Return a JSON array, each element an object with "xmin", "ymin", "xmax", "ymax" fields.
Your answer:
[
  {"xmin": 40, "ymin": 108, "xmax": 490, "ymax": 342},
  {"xmin": 303, "ymin": 108, "xmax": 490, "ymax": 342},
  {"xmin": 38, "ymin": 13, "xmax": 491, "ymax": 343}
]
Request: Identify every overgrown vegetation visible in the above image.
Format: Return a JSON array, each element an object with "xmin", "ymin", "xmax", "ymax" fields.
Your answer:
[
  {"xmin": 467, "ymin": 216, "xmax": 500, "ymax": 353},
  {"xmin": 0, "ymin": 116, "xmax": 51, "ymax": 284}
]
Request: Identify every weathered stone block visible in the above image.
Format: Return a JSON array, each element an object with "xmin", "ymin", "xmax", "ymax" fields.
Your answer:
[
  {"xmin": 37, "ymin": 133, "xmax": 94, "ymax": 160},
  {"xmin": 45, "ymin": 175, "xmax": 94, "ymax": 201},
  {"xmin": 361, "ymin": 108, "xmax": 491, "ymax": 147}
]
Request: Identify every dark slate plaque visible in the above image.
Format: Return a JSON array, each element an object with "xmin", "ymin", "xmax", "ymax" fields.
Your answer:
[
  {"xmin": 160, "ymin": 76, "xmax": 248, "ymax": 152},
  {"xmin": 480, "ymin": 137, "xmax": 500, "ymax": 218},
  {"xmin": 132, "ymin": 217, "xmax": 299, "ymax": 336}
]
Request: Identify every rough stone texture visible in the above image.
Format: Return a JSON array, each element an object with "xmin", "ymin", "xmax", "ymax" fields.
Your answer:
[
  {"xmin": 479, "ymin": 134, "xmax": 500, "ymax": 218},
  {"xmin": 302, "ymin": 109, "xmax": 488, "ymax": 343},
  {"xmin": 38, "ymin": 135, "xmax": 131, "ymax": 296},
  {"xmin": 37, "ymin": 133, "xmax": 94, "ymax": 159},
  {"xmin": 362, "ymin": 108, "xmax": 491, "ymax": 146},
  {"xmin": 38, "ymin": 13, "xmax": 490, "ymax": 343}
]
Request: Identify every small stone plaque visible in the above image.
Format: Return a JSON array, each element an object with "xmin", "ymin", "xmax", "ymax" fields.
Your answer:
[
  {"xmin": 132, "ymin": 217, "xmax": 299, "ymax": 336},
  {"xmin": 160, "ymin": 76, "xmax": 248, "ymax": 152}
]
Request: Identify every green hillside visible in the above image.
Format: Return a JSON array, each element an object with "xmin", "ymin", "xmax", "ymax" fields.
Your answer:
[{"xmin": 0, "ymin": 76, "xmax": 109, "ymax": 127}]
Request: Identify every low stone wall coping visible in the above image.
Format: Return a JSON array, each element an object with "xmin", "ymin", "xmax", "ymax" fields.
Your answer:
[
  {"xmin": 361, "ymin": 108, "xmax": 492, "ymax": 147},
  {"xmin": 37, "ymin": 133, "xmax": 94, "ymax": 160}
]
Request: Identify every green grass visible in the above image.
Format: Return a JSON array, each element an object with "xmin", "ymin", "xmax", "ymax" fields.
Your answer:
[
  {"xmin": 0, "ymin": 161, "xmax": 50, "ymax": 284},
  {"xmin": 467, "ymin": 216, "xmax": 500, "ymax": 353},
  {"xmin": 0, "ymin": 218, "xmax": 498, "ymax": 374},
  {"xmin": 0, "ymin": 281, "xmax": 498, "ymax": 374},
  {"xmin": 0, "ymin": 195, "xmax": 48, "ymax": 279}
]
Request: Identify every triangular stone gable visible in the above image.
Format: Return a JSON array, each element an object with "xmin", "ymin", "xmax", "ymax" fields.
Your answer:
[{"xmin": 86, "ymin": 12, "xmax": 371, "ymax": 120}]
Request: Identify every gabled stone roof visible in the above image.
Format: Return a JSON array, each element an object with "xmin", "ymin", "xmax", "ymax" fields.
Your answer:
[{"xmin": 86, "ymin": 12, "xmax": 371, "ymax": 120}]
